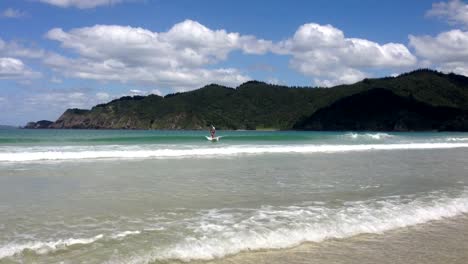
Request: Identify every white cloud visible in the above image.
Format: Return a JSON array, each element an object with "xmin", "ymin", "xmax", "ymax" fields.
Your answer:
[
  {"xmin": 314, "ymin": 69, "xmax": 367, "ymax": 87},
  {"xmin": 266, "ymin": 77, "xmax": 281, "ymax": 85},
  {"xmin": 150, "ymin": 89, "xmax": 162, "ymax": 96},
  {"xmin": 0, "ymin": 57, "xmax": 41, "ymax": 79},
  {"xmin": 409, "ymin": 29, "xmax": 468, "ymax": 62},
  {"xmin": 96, "ymin": 92, "xmax": 110, "ymax": 101},
  {"xmin": 426, "ymin": 0, "xmax": 468, "ymax": 27},
  {"xmin": 24, "ymin": 88, "xmax": 115, "ymax": 112},
  {"xmin": 43, "ymin": 20, "xmax": 269, "ymax": 90},
  {"xmin": 1, "ymin": 8, "xmax": 27, "ymax": 18},
  {"xmin": 129, "ymin": 89, "xmax": 143, "ymax": 95},
  {"xmin": 50, "ymin": 76, "xmax": 63, "ymax": 83},
  {"xmin": 45, "ymin": 20, "xmax": 415, "ymax": 88},
  {"xmin": 409, "ymin": 29, "xmax": 468, "ymax": 76},
  {"xmin": 273, "ymin": 23, "xmax": 416, "ymax": 86},
  {"xmin": 0, "ymin": 39, "xmax": 44, "ymax": 82},
  {"xmin": 438, "ymin": 61, "xmax": 468, "ymax": 76},
  {"xmin": 26, "ymin": 90, "xmax": 89, "ymax": 109},
  {"xmin": 37, "ymin": 0, "xmax": 124, "ymax": 9},
  {"xmin": 0, "ymin": 38, "xmax": 45, "ymax": 59}
]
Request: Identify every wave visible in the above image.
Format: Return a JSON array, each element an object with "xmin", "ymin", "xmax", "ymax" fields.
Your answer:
[
  {"xmin": 3, "ymin": 191, "xmax": 468, "ymax": 262},
  {"xmin": 149, "ymin": 191, "xmax": 468, "ymax": 262},
  {"xmin": 1, "ymin": 143, "xmax": 468, "ymax": 162},
  {"xmin": 0, "ymin": 229, "xmax": 143, "ymax": 259},
  {"xmin": 345, "ymin": 132, "xmax": 394, "ymax": 140},
  {"xmin": 110, "ymin": 230, "xmax": 141, "ymax": 239},
  {"xmin": 446, "ymin": 137, "xmax": 468, "ymax": 142},
  {"xmin": 0, "ymin": 234, "xmax": 103, "ymax": 259}
]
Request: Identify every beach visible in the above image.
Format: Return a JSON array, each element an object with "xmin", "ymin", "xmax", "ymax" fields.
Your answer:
[{"xmin": 0, "ymin": 130, "xmax": 467, "ymax": 263}]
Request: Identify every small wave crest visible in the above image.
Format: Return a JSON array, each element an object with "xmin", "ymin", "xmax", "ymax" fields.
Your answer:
[
  {"xmin": 446, "ymin": 137, "xmax": 468, "ymax": 142},
  {"xmin": 0, "ymin": 234, "xmax": 103, "ymax": 259},
  {"xmin": 345, "ymin": 132, "xmax": 394, "ymax": 140},
  {"xmin": 110, "ymin": 230, "xmax": 141, "ymax": 239},
  {"xmin": 0, "ymin": 229, "xmax": 144, "ymax": 259},
  {"xmin": 1, "ymin": 143, "xmax": 468, "ymax": 162}
]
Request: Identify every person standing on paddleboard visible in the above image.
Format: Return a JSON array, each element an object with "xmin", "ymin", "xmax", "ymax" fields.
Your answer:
[{"xmin": 210, "ymin": 125, "xmax": 216, "ymax": 139}]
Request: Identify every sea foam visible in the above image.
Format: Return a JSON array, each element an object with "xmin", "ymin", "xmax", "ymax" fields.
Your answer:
[
  {"xmin": 1, "ymin": 143, "xmax": 468, "ymax": 162},
  {"xmin": 3, "ymin": 191, "xmax": 468, "ymax": 262},
  {"xmin": 116, "ymin": 190, "xmax": 468, "ymax": 263},
  {"xmin": 0, "ymin": 230, "xmax": 143, "ymax": 259},
  {"xmin": 345, "ymin": 132, "xmax": 394, "ymax": 140}
]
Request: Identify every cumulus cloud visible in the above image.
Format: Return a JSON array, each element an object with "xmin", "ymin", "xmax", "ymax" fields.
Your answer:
[
  {"xmin": 37, "ymin": 0, "xmax": 124, "ymax": 9},
  {"xmin": 44, "ymin": 20, "xmax": 416, "ymax": 88},
  {"xmin": 0, "ymin": 57, "xmax": 41, "ymax": 79},
  {"xmin": 0, "ymin": 38, "xmax": 45, "ymax": 59},
  {"xmin": 409, "ymin": 29, "xmax": 468, "ymax": 62},
  {"xmin": 44, "ymin": 20, "xmax": 271, "ymax": 90},
  {"xmin": 409, "ymin": 29, "xmax": 468, "ymax": 76},
  {"xmin": 426, "ymin": 0, "xmax": 468, "ymax": 27},
  {"xmin": 1, "ymin": 8, "xmax": 27, "ymax": 18},
  {"xmin": 0, "ymin": 39, "xmax": 44, "ymax": 82},
  {"xmin": 273, "ymin": 23, "xmax": 416, "ymax": 86}
]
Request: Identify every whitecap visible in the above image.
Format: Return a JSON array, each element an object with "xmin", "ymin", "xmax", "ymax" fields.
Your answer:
[{"xmin": 1, "ymin": 143, "xmax": 468, "ymax": 162}]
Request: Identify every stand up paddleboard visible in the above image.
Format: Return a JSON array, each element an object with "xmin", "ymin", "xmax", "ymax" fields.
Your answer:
[{"xmin": 206, "ymin": 136, "xmax": 221, "ymax": 141}]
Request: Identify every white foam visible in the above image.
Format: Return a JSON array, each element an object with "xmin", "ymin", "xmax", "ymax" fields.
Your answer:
[
  {"xmin": 149, "ymin": 191, "xmax": 468, "ymax": 262},
  {"xmin": 346, "ymin": 132, "xmax": 394, "ymax": 140},
  {"xmin": 1, "ymin": 143, "xmax": 468, "ymax": 162},
  {"xmin": 111, "ymin": 230, "xmax": 141, "ymax": 239},
  {"xmin": 0, "ymin": 234, "xmax": 103, "ymax": 259},
  {"xmin": 446, "ymin": 137, "xmax": 468, "ymax": 142}
]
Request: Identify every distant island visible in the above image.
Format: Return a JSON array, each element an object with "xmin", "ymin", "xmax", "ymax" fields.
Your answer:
[{"xmin": 25, "ymin": 69, "xmax": 468, "ymax": 131}]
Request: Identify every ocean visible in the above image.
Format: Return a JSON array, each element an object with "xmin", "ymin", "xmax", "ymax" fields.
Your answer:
[{"xmin": 0, "ymin": 129, "xmax": 467, "ymax": 263}]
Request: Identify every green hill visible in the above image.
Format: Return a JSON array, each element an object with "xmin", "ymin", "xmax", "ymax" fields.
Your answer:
[{"xmin": 40, "ymin": 69, "xmax": 468, "ymax": 131}]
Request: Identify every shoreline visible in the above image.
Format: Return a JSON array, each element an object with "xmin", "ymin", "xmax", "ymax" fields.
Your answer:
[{"xmin": 207, "ymin": 215, "xmax": 468, "ymax": 264}]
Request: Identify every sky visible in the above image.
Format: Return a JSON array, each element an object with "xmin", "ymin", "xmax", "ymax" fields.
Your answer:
[{"xmin": 1, "ymin": 0, "xmax": 468, "ymax": 125}]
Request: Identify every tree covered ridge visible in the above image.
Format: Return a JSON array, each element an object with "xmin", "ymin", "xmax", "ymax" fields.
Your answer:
[{"xmin": 28, "ymin": 69, "xmax": 468, "ymax": 131}]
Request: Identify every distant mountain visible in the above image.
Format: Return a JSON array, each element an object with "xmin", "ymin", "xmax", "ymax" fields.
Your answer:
[{"xmin": 26, "ymin": 69, "xmax": 468, "ymax": 131}]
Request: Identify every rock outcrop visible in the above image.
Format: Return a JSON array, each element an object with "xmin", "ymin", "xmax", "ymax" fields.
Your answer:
[{"xmin": 24, "ymin": 120, "xmax": 54, "ymax": 129}]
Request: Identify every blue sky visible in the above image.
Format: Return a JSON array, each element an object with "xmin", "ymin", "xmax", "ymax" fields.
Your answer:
[{"xmin": 1, "ymin": 0, "xmax": 467, "ymax": 125}]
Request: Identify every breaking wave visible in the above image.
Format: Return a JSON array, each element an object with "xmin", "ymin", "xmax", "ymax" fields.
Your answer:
[
  {"xmin": 0, "ymin": 234, "xmax": 104, "ymax": 259},
  {"xmin": 3, "ymin": 191, "xmax": 468, "ymax": 262},
  {"xmin": 0, "ymin": 229, "xmax": 143, "ymax": 259},
  {"xmin": 1, "ymin": 143, "xmax": 468, "ymax": 162},
  {"xmin": 345, "ymin": 132, "xmax": 394, "ymax": 140},
  {"xmin": 120, "ymin": 190, "xmax": 468, "ymax": 263}
]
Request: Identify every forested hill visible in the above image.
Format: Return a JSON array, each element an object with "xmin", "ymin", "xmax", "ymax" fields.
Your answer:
[{"xmin": 28, "ymin": 69, "xmax": 468, "ymax": 131}]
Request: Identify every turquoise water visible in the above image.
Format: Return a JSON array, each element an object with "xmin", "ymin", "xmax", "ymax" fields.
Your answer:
[
  {"xmin": 0, "ymin": 129, "xmax": 467, "ymax": 263},
  {"xmin": 2, "ymin": 129, "xmax": 468, "ymax": 146}
]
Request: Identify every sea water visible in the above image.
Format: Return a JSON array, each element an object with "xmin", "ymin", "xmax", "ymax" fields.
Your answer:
[{"xmin": 0, "ymin": 129, "xmax": 467, "ymax": 263}]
